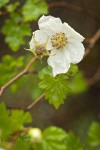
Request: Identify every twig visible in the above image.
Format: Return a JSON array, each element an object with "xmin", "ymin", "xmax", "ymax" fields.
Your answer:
[
  {"xmin": 84, "ymin": 28, "xmax": 100, "ymax": 57},
  {"xmin": 48, "ymin": 1, "xmax": 100, "ymax": 22},
  {"xmin": 0, "ymin": 57, "xmax": 37, "ymax": 96},
  {"xmin": 6, "ymin": 93, "xmax": 45, "ymax": 111},
  {"xmin": 27, "ymin": 93, "xmax": 45, "ymax": 110}
]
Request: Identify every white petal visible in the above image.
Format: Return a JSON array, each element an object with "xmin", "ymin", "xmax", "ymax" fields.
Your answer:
[
  {"xmin": 46, "ymin": 38, "xmax": 53, "ymax": 50},
  {"xmin": 33, "ymin": 30, "xmax": 48, "ymax": 44},
  {"xmin": 66, "ymin": 41, "xmax": 85, "ymax": 64},
  {"xmin": 30, "ymin": 36, "xmax": 35, "ymax": 50},
  {"xmin": 47, "ymin": 48, "xmax": 70, "ymax": 77},
  {"xmin": 38, "ymin": 15, "xmax": 63, "ymax": 36},
  {"xmin": 63, "ymin": 23, "xmax": 85, "ymax": 42}
]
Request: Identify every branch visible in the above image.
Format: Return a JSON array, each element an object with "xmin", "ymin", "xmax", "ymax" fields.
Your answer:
[
  {"xmin": 6, "ymin": 93, "xmax": 45, "ymax": 111},
  {"xmin": 27, "ymin": 93, "xmax": 45, "ymax": 110},
  {"xmin": 0, "ymin": 57, "xmax": 37, "ymax": 96},
  {"xmin": 84, "ymin": 28, "xmax": 100, "ymax": 57},
  {"xmin": 48, "ymin": 1, "xmax": 100, "ymax": 22}
]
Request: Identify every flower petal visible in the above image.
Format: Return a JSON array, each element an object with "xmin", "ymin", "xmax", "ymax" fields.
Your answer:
[
  {"xmin": 30, "ymin": 36, "xmax": 35, "ymax": 50},
  {"xmin": 47, "ymin": 48, "xmax": 70, "ymax": 77},
  {"xmin": 38, "ymin": 15, "xmax": 63, "ymax": 36},
  {"xmin": 46, "ymin": 38, "xmax": 53, "ymax": 50},
  {"xmin": 33, "ymin": 30, "xmax": 48, "ymax": 44},
  {"xmin": 63, "ymin": 23, "xmax": 85, "ymax": 42},
  {"xmin": 66, "ymin": 41, "xmax": 85, "ymax": 64}
]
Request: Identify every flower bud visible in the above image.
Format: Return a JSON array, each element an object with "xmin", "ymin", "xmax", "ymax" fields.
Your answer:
[{"xmin": 28, "ymin": 128, "xmax": 42, "ymax": 143}]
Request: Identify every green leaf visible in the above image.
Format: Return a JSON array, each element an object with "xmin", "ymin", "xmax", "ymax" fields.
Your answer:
[
  {"xmin": 13, "ymin": 140, "xmax": 30, "ymax": 150},
  {"xmin": 10, "ymin": 110, "xmax": 32, "ymax": 132},
  {"xmin": 87, "ymin": 122, "xmax": 100, "ymax": 148},
  {"xmin": 0, "ymin": 103, "xmax": 32, "ymax": 140},
  {"xmin": 6, "ymin": 2, "xmax": 20, "ymax": 12},
  {"xmin": 67, "ymin": 64, "xmax": 78, "ymax": 76},
  {"xmin": 39, "ymin": 67, "xmax": 70, "ymax": 109},
  {"xmin": 22, "ymin": 0, "xmax": 48, "ymax": 22},
  {"xmin": 68, "ymin": 72, "xmax": 88, "ymax": 94},
  {"xmin": 66, "ymin": 132, "xmax": 84, "ymax": 150},
  {"xmin": 0, "ymin": 0, "xmax": 9, "ymax": 8},
  {"xmin": 0, "ymin": 103, "xmax": 11, "ymax": 139},
  {"xmin": 0, "ymin": 55, "xmax": 24, "ymax": 86},
  {"xmin": 34, "ymin": 126, "xmax": 67, "ymax": 150},
  {"xmin": 1, "ymin": 13, "xmax": 31, "ymax": 51}
]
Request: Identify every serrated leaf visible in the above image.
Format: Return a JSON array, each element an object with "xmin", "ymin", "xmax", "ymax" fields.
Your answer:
[
  {"xmin": 22, "ymin": 0, "xmax": 48, "ymax": 22},
  {"xmin": 87, "ymin": 122, "xmax": 100, "ymax": 148},
  {"xmin": 10, "ymin": 110, "xmax": 32, "ymax": 132},
  {"xmin": 34, "ymin": 126, "xmax": 67, "ymax": 150},
  {"xmin": 0, "ymin": 103, "xmax": 32, "ymax": 140},
  {"xmin": 1, "ymin": 13, "xmax": 31, "ymax": 51},
  {"xmin": 39, "ymin": 67, "xmax": 70, "ymax": 109},
  {"xmin": 66, "ymin": 132, "xmax": 84, "ymax": 150}
]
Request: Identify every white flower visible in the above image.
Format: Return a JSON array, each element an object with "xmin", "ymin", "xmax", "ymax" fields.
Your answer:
[{"xmin": 29, "ymin": 15, "xmax": 85, "ymax": 77}]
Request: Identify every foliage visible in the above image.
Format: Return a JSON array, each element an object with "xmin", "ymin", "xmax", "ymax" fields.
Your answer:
[
  {"xmin": 22, "ymin": 0, "xmax": 48, "ymax": 22},
  {"xmin": 39, "ymin": 66, "xmax": 70, "ymax": 108},
  {"xmin": 0, "ymin": 103, "xmax": 32, "ymax": 140},
  {"xmin": 1, "ymin": 13, "xmax": 31, "ymax": 51},
  {"xmin": 39, "ymin": 65, "xmax": 87, "ymax": 109},
  {"xmin": 0, "ymin": 103, "xmax": 87, "ymax": 150},
  {"xmin": 68, "ymin": 72, "xmax": 88, "ymax": 94},
  {"xmin": 65, "ymin": 132, "xmax": 84, "ymax": 150},
  {"xmin": 0, "ymin": 54, "xmax": 41, "ymax": 98},
  {"xmin": 34, "ymin": 126, "xmax": 67, "ymax": 150},
  {"xmin": 0, "ymin": 0, "xmax": 97, "ymax": 150},
  {"xmin": 1, "ymin": 102, "xmax": 99, "ymax": 150},
  {"xmin": 87, "ymin": 122, "xmax": 100, "ymax": 149},
  {"xmin": 1, "ymin": 0, "xmax": 48, "ymax": 51},
  {"xmin": 0, "ymin": 0, "xmax": 9, "ymax": 8}
]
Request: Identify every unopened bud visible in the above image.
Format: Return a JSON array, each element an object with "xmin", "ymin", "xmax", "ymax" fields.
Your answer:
[{"xmin": 28, "ymin": 128, "xmax": 42, "ymax": 143}]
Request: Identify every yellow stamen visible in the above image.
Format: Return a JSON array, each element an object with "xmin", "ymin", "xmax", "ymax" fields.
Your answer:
[{"xmin": 51, "ymin": 32, "xmax": 67, "ymax": 49}]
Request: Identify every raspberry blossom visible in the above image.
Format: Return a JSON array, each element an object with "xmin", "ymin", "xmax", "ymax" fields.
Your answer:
[{"xmin": 29, "ymin": 15, "xmax": 85, "ymax": 77}]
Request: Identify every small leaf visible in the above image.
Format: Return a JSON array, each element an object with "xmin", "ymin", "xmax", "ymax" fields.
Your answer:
[
  {"xmin": 39, "ymin": 67, "xmax": 70, "ymax": 109},
  {"xmin": 66, "ymin": 132, "xmax": 84, "ymax": 150},
  {"xmin": 22, "ymin": 0, "xmax": 48, "ymax": 22},
  {"xmin": 87, "ymin": 122, "xmax": 100, "ymax": 148},
  {"xmin": 10, "ymin": 110, "xmax": 32, "ymax": 132},
  {"xmin": 34, "ymin": 126, "xmax": 67, "ymax": 150},
  {"xmin": 1, "ymin": 13, "xmax": 31, "ymax": 51},
  {"xmin": 0, "ymin": 103, "xmax": 32, "ymax": 140}
]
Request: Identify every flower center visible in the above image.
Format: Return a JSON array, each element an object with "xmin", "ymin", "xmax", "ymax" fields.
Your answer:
[
  {"xmin": 35, "ymin": 44, "xmax": 46, "ymax": 55},
  {"xmin": 51, "ymin": 32, "xmax": 67, "ymax": 49}
]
